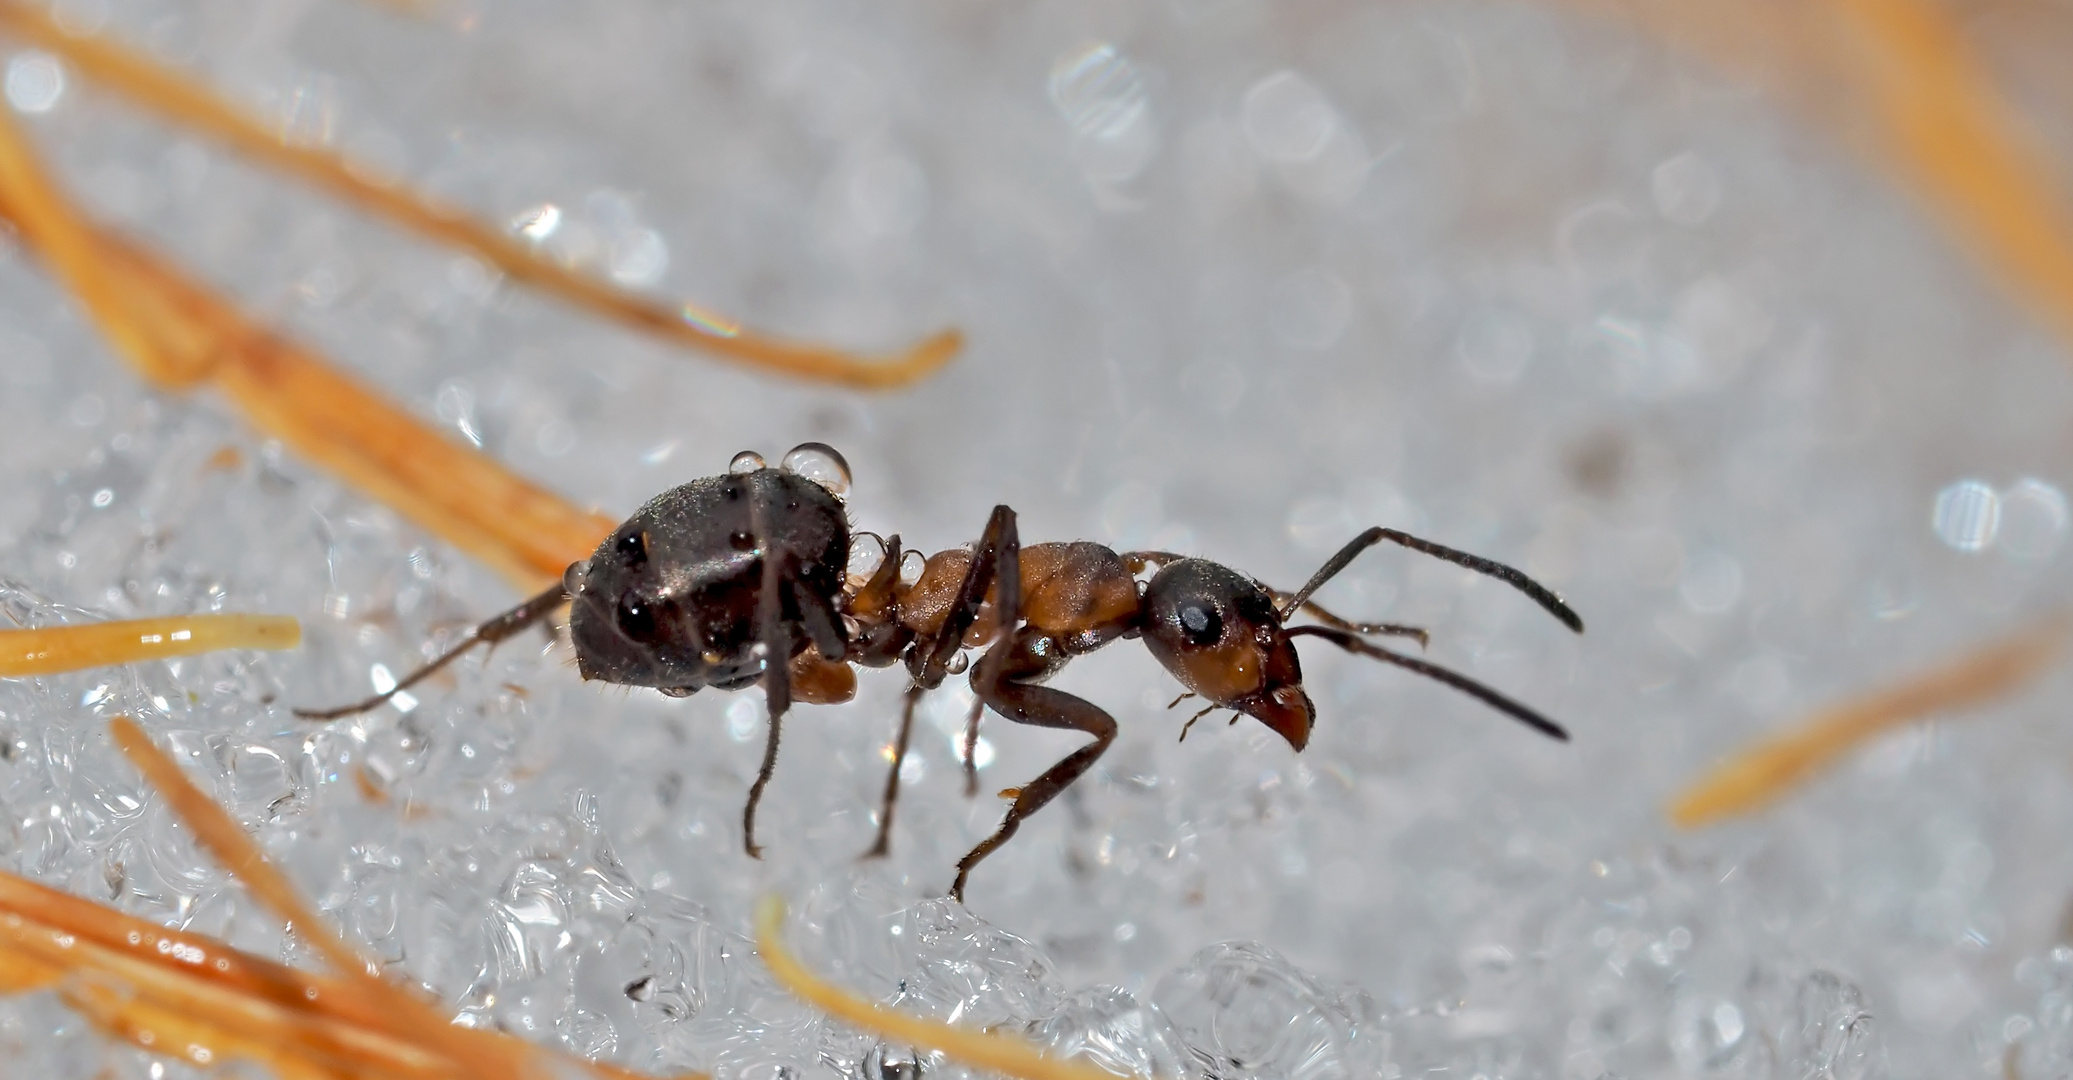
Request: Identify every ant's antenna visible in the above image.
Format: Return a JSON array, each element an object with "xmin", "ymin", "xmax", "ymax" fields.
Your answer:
[
  {"xmin": 294, "ymin": 579, "xmax": 570, "ymax": 721},
  {"xmin": 1286, "ymin": 625, "xmax": 1569, "ymax": 740},
  {"xmin": 1281, "ymin": 527, "xmax": 1583, "ymax": 633}
]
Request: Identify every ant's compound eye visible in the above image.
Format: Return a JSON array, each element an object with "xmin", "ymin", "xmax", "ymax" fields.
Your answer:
[
  {"xmin": 728, "ymin": 529, "xmax": 758, "ymax": 552},
  {"xmin": 617, "ymin": 595, "xmax": 660, "ymax": 642},
  {"xmin": 780, "ymin": 442, "xmax": 852, "ymax": 500},
  {"xmin": 616, "ymin": 530, "xmax": 648, "ymax": 565},
  {"xmin": 1178, "ymin": 602, "xmax": 1224, "ymax": 646}
]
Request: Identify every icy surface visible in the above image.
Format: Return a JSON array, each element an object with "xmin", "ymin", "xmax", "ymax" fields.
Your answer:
[{"xmin": 2, "ymin": 1, "xmax": 2072, "ymax": 1078}]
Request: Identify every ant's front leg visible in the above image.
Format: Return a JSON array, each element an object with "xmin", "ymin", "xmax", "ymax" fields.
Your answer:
[
  {"xmin": 294, "ymin": 573, "xmax": 573, "ymax": 721},
  {"xmin": 864, "ymin": 505, "xmax": 1017, "ymax": 860},
  {"xmin": 950, "ymin": 627, "xmax": 1116, "ymax": 903},
  {"xmin": 743, "ymin": 489, "xmax": 803, "ymax": 859}
]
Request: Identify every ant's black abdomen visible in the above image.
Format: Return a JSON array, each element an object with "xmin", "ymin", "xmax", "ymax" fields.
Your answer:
[{"xmin": 569, "ymin": 464, "xmax": 849, "ymax": 692}]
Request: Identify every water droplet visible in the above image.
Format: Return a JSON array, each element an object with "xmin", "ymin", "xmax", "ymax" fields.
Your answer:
[
  {"xmin": 1241, "ymin": 72, "xmax": 1337, "ymax": 163},
  {"xmin": 780, "ymin": 442, "xmax": 852, "ymax": 499},
  {"xmin": 609, "ymin": 228, "xmax": 669, "ymax": 287},
  {"xmin": 510, "ymin": 203, "xmax": 561, "ymax": 241},
  {"xmin": 1154, "ymin": 942, "xmax": 1360, "ymax": 1080},
  {"xmin": 848, "ymin": 536, "xmax": 889, "ymax": 580},
  {"xmin": 1050, "ymin": 43, "xmax": 1146, "ymax": 140},
  {"xmin": 6, "ymin": 52, "xmax": 65, "ymax": 115},
  {"xmin": 1997, "ymin": 478, "xmax": 2067, "ymax": 561},
  {"xmin": 859, "ymin": 1044, "xmax": 924, "ymax": 1080},
  {"xmin": 1785, "ymin": 973, "xmax": 1879, "ymax": 1080},
  {"xmin": 1030, "ymin": 987, "xmax": 1192, "ymax": 1080},
  {"xmin": 1049, "ymin": 43, "xmax": 1158, "ymax": 184},
  {"xmin": 945, "ymin": 651, "xmax": 970, "ymax": 675},
  {"xmin": 1933, "ymin": 480, "xmax": 2000, "ymax": 552},
  {"xmin": 729, "ymin": 450, "xmax": 767, "ymax": 474},
  {"xmin": 1671, "ymin": 996, "xmax": 1749, "ymax": 1071}
]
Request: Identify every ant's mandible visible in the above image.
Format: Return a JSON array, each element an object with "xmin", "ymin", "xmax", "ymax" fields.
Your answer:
[{"xmin": 298, "ymin": 443, "xmax": 1584, "ymax": 901}]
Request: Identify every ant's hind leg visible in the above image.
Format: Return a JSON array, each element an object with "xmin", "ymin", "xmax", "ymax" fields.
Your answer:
[
  {"xmin": 950, "ymin": 665, "xmax": 1117, "ymax": 903},
  {"xmin": 865, "ymin": 681, "xmax": 926, "ymax": 858},
  {"xmin": 294, "ymin": 576, "xmax": 571, "ymax": 721}
]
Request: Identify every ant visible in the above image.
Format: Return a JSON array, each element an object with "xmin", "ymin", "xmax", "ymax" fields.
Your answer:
[{"xmin": 299, "ymin": 442, "xmax": 1583, "ymax": 901}]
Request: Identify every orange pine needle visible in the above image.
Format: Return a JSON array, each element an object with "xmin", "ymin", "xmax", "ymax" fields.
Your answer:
[
  {"xmin": 1820, "ymin": 0, "xmax": 2073, "ymax": 360},
  {"xmin": 1670, "ymin": 615, "xmax": 2071, "ymax": 828},
  {"xmin": 0, "ymin": 614, "xmax": 300, "ymax": 677},
  {"xmin": 0, "ymin": 867, "xmax": 695, "ymax": 1080},
  {"xmin": 107, "ymin": 716, "xmax": 563, "ymax": 1080},
  {"xmin": 753, "ymin": 897, "xmax": 1135, "ymax": 1080},
  {"xmin": 1546, "ymin": 0, "xmax": 2073, "ymax": 366},
  {"xmin": 0, "ymin": 97, "xmax": 203, "ymax": 384},
  {"xmin": 0, "ymin": 0, "xmax": 959, "ymax": 390},
  {"xmin": 107, "ymin": 718, "xmax": 368, "ymax": 981},
  {"xmin": 0, "ymin": 108, "xmax": 616, "ymax": 587}
]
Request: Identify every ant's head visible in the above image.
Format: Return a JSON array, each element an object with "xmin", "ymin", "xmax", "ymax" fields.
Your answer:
[
  {"xmin": 567, "ymin": 446, "xmax": 851, "ymax": 692},
  {"xmin": 1139, "ymin": 558, "xmax": 1314, "ymax": 750}
]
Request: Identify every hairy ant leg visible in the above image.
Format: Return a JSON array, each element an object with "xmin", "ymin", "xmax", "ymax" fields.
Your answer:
[
  {"xmin": 1284, "ymin": 527, "xmax": 1584, "ymax": 634},
  {"xmin": 952, "ymin": 629, "xmax": 1118, "ymax": 902},
  {"xmin": 950, "ymin": 509, "xmax": 1124, "ymax": 901},
  {"xmin": 1286, "ymin": 625, "xmax": 1569, "ymax": 741},
  {"xmin": 960, "ymin": 699, "xmax": 985, "ymax": 796},
  {"xmin": 294, "ymin": 574, "xmax": 572, "ymax": 721},
  {"xmin": 961, "ymin": 508, "xmax": 1023, "ymax": 797},
  {"xmin": 862, "ymin": 505, "xmax": 1016, "ymax": 860},
  {"xmin": 865, "ymin": 681, "xmax": 927, "ymax": 858},
  {"xmin": 743, "ymin": 494, "xmax": 805, "ymax": 858}
]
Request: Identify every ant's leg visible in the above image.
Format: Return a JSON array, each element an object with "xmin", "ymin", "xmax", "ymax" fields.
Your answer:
[
  {"xmin": 742, "ymin": 516, "xmax": 795, "ymax": 859},
  {"xmin": 960, "ymin": 697, "xmax": 984, "ymax": 797},
  {"xmin": 864, "ymin": 680, "xmax": 926, "ymax": 858},
  {"xmin": 918, "ymin": 505, "xmax": 1018, "ymax": 687},
  {"xmin": 1271, "ymin": 591, "xmax": 1430, "ymax": 649},
  {"xmin": 295, "ymin": 576, "xmax": 570, "ymax": 720},
  {"xmin": 1287, "ymin": 625, "xmax": 1570, "ymax": 741},
  {"xmin": 1282, "ymin": 528, "xmax": 1583, "ymax": 633},
  {"xmin": 950, "ymin": 638, "xmax": 1116, "ymax": 903},
  {"xmin": 790, "ymin": 577, "xmax": 848, "ymax": 661},
  {"xmin": 963, "ymin": 509, "xmax": 1021, "ymax": 795}
]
